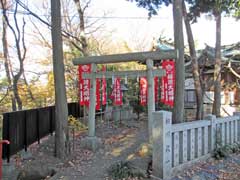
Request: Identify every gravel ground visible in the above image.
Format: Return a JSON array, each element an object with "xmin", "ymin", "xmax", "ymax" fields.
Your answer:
[
  {"xmin": 10, "ymin": 117, "xmax": 240, "ymax": 180},
  {"xmin": 171, "ymin": 154, "xmax": 240, "ymax": 180},
  {"xmin": 17, "ymin": 118, "xmax": 150, "ymax": 180}
]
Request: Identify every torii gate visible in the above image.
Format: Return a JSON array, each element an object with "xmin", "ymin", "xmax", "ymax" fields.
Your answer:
[{"xmin": 73, "ymin": 50, "xmax": 178, "ymax": 150}]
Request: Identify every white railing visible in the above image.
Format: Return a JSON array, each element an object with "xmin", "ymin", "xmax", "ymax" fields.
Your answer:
[{"xmin": 152, "ymin": 111, "xmax": 240, "ymax": 179}]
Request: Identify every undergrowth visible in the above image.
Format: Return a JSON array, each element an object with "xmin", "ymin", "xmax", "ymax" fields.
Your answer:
[
  {"xmin": 107, "ymin": 161, "xmax": 145, "ymax": 180},
  {"xmin": 212, "ymin": 143, "xmax": 240, "ymax": 160},
  {"xmin": 68, "ymin": 115, "xmax": 87, "ymax": 131}
]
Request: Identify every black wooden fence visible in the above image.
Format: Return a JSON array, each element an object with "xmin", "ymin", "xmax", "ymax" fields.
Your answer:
[{"xmin": 2, "ymin": 102, "xmax": 81, "ymax": 160}]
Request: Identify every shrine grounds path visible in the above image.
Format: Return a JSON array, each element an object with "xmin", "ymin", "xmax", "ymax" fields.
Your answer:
[{"xmin": 11, "ymin": 117, "xmax": 240, "ymax": 180}]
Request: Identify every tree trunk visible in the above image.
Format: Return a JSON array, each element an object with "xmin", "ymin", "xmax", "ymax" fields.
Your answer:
[
  {"xmin": 173, "ymin": 0, "xmax": 185, "ymax": 123},
  {"xmin": 73, "ymin": 0, "xmax": 89, "ymax": 122},
  {"xmin": 51, "ymin": 0, "xmax": 69, "ymax": 159},
  {"xmin": 1, "ymin": 0, "xmax": 16, "ymax": 111},
  {"xmin": 212, "ymin": 12, "xmax": 222, "ymax": 117},
  {"xmin": 13, "ymin": 77, "xmax": 22, "ymax": 110},
  {"xmin": 1, "ymin": 0, "xmax": 26, "ymax": 111},
  {"xmin": 73, "ymin": 0, "xmax": 88, "ymax": 56},
  {"xmin": 182, "ymin": 2, "xmax": 203, "ymax": 120}
]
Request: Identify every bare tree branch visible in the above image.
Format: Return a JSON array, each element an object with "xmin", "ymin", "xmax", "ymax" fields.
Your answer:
[
  {"xmin": 85, "ymin": 18, "xmax": 102, "ymax": 29},
  {"xmin": 13, "ymin": 2, "xmax": 20, "ymax": 45},
  {"xmin": 16, "ymin": 0, "xmax": 84, "ymax": 50},
  {"xmin": 82, "ymin": 0, "xmax": 91, "ymax": 13},
  {"xmin": 23, "ymin": 71, "xmax": 35, "ymax": 101},
  {"xmin": 21, "ymin": 18, "xmax": 27, "ymax": 61},
  {"xmin": 0, "ymin": 88, "xmax": 9, "ymax": 104},
  {"xmin": 85, "ymin": 24, "xmax": 104, "ymax": 35},
  {"xmin": 29, "ymin": 17, "xmax": 52, "ymax": 48}
]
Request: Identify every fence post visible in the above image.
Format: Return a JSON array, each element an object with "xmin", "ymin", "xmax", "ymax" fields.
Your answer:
[
  {"xmin": 36, "ymin": 109, "xmax": 40, "ymax": 144},
  {"xmin": 49, "ymin": 107, "xmax": 53, "ymax": 136},
  {"xmin": 206, "ymin": 115, "xmax": 216, "ymax": 151},
  {"xmin": 152, "ymin": 111, "xmax": 172, "ymax": 179},
  {"xmin": 233, "ymin": 112, "xmax": 240, "ymax": 142},
  {"xmin": 24, "ymin": 111, "xmax": 27, "ymax": 152}
]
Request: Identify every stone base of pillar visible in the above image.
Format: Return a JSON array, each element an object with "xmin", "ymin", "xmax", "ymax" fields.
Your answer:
[
  {"xmin": 81, "ymin": 136, "xmax": 103, "ymax": 152},
  {"xmin": 2, "ymin": 161, "xmax": 18, "ymax": 180}
]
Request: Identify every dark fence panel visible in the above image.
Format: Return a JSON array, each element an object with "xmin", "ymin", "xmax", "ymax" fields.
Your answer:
[
  {"xmin": 26, "ymin": 109, "xmax": 38, "ymax": 146},
  {"xmin": 38, "ymin": 107, "xmax": 51, "ymax": 139},
  {"xmin": 68, "ymin": 102, "xmax": 80, "ymax": 117},
  {"xmin": 2, "ymin": 102, "xmax": 80, "ymax": 160},
  {"xmin": 8, "ymin": 111, "xmax": 25, "ymax": 157},
  {"xmin": 49, "ymin": 106, "xmax": 55, "ymax": 134}
]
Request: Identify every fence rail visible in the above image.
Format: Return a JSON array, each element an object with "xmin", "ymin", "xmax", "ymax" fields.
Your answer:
[
  {"xmin": 2, "ymin": 102, "xmax": 81, "ymax": 160},
  {"xmin": 152, "ymin": 111, "xmax": 240, "ymax": 179}
]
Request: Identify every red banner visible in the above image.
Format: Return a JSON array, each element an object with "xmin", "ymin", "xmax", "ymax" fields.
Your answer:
[
  {"xmin": 140, "ymin": 77, "xmax": 148, "ymax": 106},
  {"xmin": 79, "ymin": 64, "xmax": 102, "ymax": 110},
  {"xmin": 102, "ymin": 66, "xmax": 107, "ymax": 105},
  {"xmin": 96, "ymin": 78, "xmax": 101, "ymax": 110},
  {"xmin": 161, "ymin": 60, "xmax": 175, "ymax": 107},
  {"xmin": 112, "ymin": 77, "xmax": 122, "ymax": 105},
  {"xmin": 154, "ymin": 77, "xmax": 159, "ymax": 102},
  {"xmin": 79, "ymin": 64, "xmax": 91, "ymax": 106},
  {"xmin": 160, "ymin": 76, "xmax": 166, "ymax": 103}
]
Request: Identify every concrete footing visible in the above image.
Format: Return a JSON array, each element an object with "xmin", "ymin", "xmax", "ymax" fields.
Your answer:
[
  {"xmin": 81, "ymin": 136, "xmax": 103, "ymax": 151},
  {"xmin": 2, "ymin": 161, "xmax": 18, "ymax": 180}
]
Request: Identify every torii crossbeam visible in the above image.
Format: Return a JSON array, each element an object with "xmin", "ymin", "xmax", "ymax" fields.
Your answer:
[{"xmin": 72, "ymin": 50, "xmax": 178, "ymax": 150}]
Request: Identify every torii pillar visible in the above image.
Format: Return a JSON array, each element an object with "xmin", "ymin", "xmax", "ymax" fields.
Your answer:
[
  {"xmin": 81, "ymin": 63, "xmax": 102, "ymax": 151},
  {"xmin": 147, "ymin": 59, "xmax": 155, "ymax": 140}
]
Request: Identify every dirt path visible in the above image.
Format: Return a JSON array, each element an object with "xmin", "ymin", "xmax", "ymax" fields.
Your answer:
[
  {"xmin": 13, "ymin": 118, "xmax": 240, "ymax": 180},
  {"xmin": 17, "ymin": 119, "xmax": 150, "ymax": 180},
  {"xmin": 53, "ymin": 120, "xmax": 149, "ymax": 180}
]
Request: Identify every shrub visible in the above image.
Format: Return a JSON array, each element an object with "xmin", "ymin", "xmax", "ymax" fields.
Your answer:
[
  {"xmin": 212, "ymin": 145, "xmax": 231, "ymax": 160},
  {"xmin": 129, "ymin": 96, "xmax": 146, "ymax": 114},
  {"xmin": 212, "ymin": 143, "xmax": 240, "ymax": 160},
  {"xmin": 107, "ymin": 161, "xmax": 144, "ymax": 180},
  {"xmin": 68, "ymin": 115, "xmax": 87, "ymax": 131}
]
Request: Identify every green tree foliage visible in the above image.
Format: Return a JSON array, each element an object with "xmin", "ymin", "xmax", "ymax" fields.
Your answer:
[
  {"xmin": 128, "ymin": 0, "xmax": 171, "ymax": 16},
  {"xmin": 233, "ymin": 0, "xmax": 240, "ymax": 18},
  {"xmin": 186, "ymin": 0, "xmax": 240, "ymax": 22}
]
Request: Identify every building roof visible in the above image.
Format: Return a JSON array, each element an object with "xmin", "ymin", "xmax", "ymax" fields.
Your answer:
[{"xmin": 197, "ymin": 42, "xmax": 240, "ymax": 67}]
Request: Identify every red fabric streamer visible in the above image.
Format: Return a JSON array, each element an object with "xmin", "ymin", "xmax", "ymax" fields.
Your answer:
[
  {"xmin": 112, "ymin": 77, "xmax": 122, "ymax": 105},
  {"xmin": 140, "ymin": 77, "xmax": 148, "ymax": 106},
  {"xmin": 79, "ymin": 64, "xmax": 91, "ymax": 106},
  {"xmin": 102, "ymin": 66, "xmax": 107, "ymax": 105},
  {"xmin": 161, "ymin": 60, "xmax": 175, "ymax": 107}
]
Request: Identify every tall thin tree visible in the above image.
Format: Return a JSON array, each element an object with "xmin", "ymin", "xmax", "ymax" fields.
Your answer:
[
  {"xmin": 1, "ymin": 0, "xmax": 27, "ymax": 110},
  {"xmin": 172, "ymin": 0, "xmax": 185, "ymax": 123},
  {"xmin": 73, "ymin": 0, "xmax": 89, "ymax": 56},
  {"xmin": 182, "ymin": 1, "xmax": 203, "ymax": 120},
  {"xmin": 51, "ymin": 0, "xmax": 69, "ymax": 158},
  {"xmin": 186, "ymin": 0, "xmax": 239, "ymax": 117},
  {"xmin": 1, "ymin": 0, "xmax": 16, "ymax": 111}
]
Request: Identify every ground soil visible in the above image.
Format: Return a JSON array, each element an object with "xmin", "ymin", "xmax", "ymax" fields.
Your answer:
[
  {"xmin": 17, "ymin": 117, "xmax": 150, "ymax": 180},
  {"xmin": 12, "ymin": 116, "xmax": 240, "ymax": 180}
]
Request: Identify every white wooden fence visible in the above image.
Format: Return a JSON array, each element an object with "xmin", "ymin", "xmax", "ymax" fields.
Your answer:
[{"xmin": 152, "ymin": 111, "xmax": 240, "ymax": 179}]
